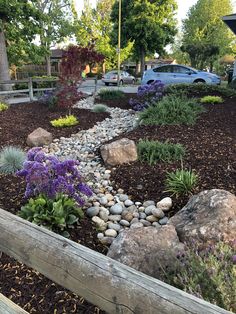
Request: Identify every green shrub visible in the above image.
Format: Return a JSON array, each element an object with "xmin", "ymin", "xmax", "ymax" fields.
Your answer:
[
  {"xmin": 200, "ymin": 95, "xmax": 223, "ymax": 104},
  {"xmin": 137, "ymin": 140, "xmax": 185, "ymax": 165},
  {"xmin": 165, "ymin": 83, "xmax": 236, "ymax": 97},
  {"xmin": 50, "ymin": 115, "xmax": 78, "ymax": 127},
  {"xmin": 91, "ymin": 104, "xmax": 108, "ymax": 113},
  {"xmin": 98, "ymin": 89, "xmax": 125, "ymax": 100},
  {"xmin": 19, "ymin": 194, "xmax": 84, "ymax": 237},
  {"xmin": 0, "ymin": 146, "xmax": 26, "ymax": 174},
  {"xmin": 165, "ymin": 168, "xmax": 198, "ymax": 196},
  {"xmin": 139, "ymin": 95, "xmax": 205, "ymax": 126},
  {"xmin": 159, "ymin": 241, "xmax": 236, "ymax": 312},
  {"xmin": 0, "ymin": 103, "xmax": 8, "ymax": 111}
]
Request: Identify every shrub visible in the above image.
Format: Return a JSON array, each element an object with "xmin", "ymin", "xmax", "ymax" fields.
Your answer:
[
  {"xmin": 50, "ymin": 115, "xmax": 78, "ymax": 127},
  {"xmin": 0, "ymin": 146, "xmax": 26, "ymax": 174},
  {"xmin": 17, "ymin": 148, "xmax": 93, "ymax": 205},
  {"xmin": 139, "ymin": 95, "xmax": 205, "ymax": 126},
  {"xmin": 165, "ymin": 83, "xmax": 236, "ymax": 97},
  {"xmin": 56, "ymin": 84, "xmax": 83, "ymax": 112},
  {"xmin": 98, "ymin": 89, "xmax": 125, "ymax": 100},
  {"xmin": 200, "ymin": 95, "xmax": 223, "ymax": 104},
  {"xmin": 91, "ymin": 104, "xmax": 108, "ymax": 113},
  {"xmin": 39, "ymin": 90, "xmax": 57, "ymax": 109},
  {"xmin": 0, "ymin": 103, "xmax": 8, "ymax": 111},
  {"xmin": 137, "ymin": 140, "xmax": 185, "ymax": 165},
  {"xmin": 19, "ymin": 194, "xmax": 84, "ymax": 237},
  {"xmin": 159, "ymin": 241, "xmax": 236, "ymax": 312},
  {"xmin": 129, "ymin": 80, "xmax": 165, "ymax": 111},
  {"xmin": 165, "ymin": 168, "xmax": 198, "ymax": 197}
]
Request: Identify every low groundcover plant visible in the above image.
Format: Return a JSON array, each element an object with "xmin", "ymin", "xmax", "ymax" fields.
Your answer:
[
  {"xmin": 50, "ymin": 115, "xmax": 78, "ymax": 127},
  {"xmin": 0, "ymin": 146, "xmax": 26, "ymax": 174},
  {"xmin": 17, "ymin": 147, "xmax": 92, "ymax": 206},
  {"xmin": 0, "ymin": 103, "xmax": 8, "ymax": 111},
  {"xmin": 200, "ymin": 95, "xmax": 223, "ymax": 104}
]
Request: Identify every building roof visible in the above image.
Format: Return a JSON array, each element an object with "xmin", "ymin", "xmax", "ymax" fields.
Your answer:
[
  {"xmin": 50, "ymin": 49, "xmax": 64, "ymax": 59},
  {"xmin": 222, "ymin": 14, "xmax": 236, "ymax": 35}
]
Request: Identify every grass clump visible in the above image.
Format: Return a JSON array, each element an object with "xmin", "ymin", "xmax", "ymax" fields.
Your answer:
[
  {"xmin": 0, "ymin": 146, "xmax": 26, "ymax": 174},
  {"xmin": 91, "ymin": 104, "xmax": 108, "ymax": 113},
  {"xmin": 98, "ymin": 89, "xmax": 125, "ymax": 100},
  {"xmin": 50, "ymin": 115, "xmax": 78, "ymax": 127},
  {"xmin": 159, "ymin": 241, "xmax": 236, "ymax": 312},
  {"xmin": 139, "ymin": 95, "xmax": 205, "ymax": 126},
  {"xmin": 137, "ymin": 140, "xmax": 185, "ymax": 165},
  {"xmin": 200, "ymin": 95, "xmax": 223, "ymax": 104},
  {"xmin": 165, "ymin": 168, "xmax": 198, "ymax": 197},
  {"xmin": 0, "ymin": 103, "xmax": 8, "ymax": 111},
  {"xmin": 19, "ymin": 194, "xmax": 84, "ymax": 238},
  {"xmin": 165, "ymin": 83, "xmax": 236, "ymax": 97}
]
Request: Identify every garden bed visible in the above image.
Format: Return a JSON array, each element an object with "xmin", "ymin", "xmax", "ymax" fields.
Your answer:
[
  {"xmin": 108, "ymin": 96, "xmax": 236, "ymax": 216},
  {"xmin": 0, "ymin": 101, "xmax": 110, "ymax": 148}
]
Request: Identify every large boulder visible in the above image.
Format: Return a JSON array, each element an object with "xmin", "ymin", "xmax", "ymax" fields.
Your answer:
[
  {"xmin": 107, "ymin": 225, "xmax": 185, "ymax": 278},
  {"xmin": 100, "ymin": 138, "xmax": 137, "ymax": 166},
  {"xmin": 27, "ymin": 127, "xmax": 52, "ymax": 147},
  {"xmin": 169, "ymin": 189, "xmax": 236, "ymax": 244}
]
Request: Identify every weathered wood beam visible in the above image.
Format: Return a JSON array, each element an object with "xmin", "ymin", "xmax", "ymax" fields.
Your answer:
[
  {"xmin": 0, "ymin": 208, "xmax": 231, "ymax": 314},
  {"xmin": 0, "ymin": 293, "xmax": 29, "ymax": 314}
]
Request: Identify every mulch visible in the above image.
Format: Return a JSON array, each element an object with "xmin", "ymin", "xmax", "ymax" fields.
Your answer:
[
  {"xmin": 0, "ymin": 93, "xmax": 236, "ymax": 312},
  {"xmin": 0, "ymin": 101, "xmax": 110, "ymax": 149}
]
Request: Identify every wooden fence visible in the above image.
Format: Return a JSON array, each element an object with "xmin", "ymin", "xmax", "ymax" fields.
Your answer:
[{"xmin": 0, "ymin": 208, "xmax": 231, "ymax": 314}]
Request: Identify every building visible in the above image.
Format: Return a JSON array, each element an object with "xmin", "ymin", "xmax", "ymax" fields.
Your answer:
[{"xmin": 223, "ymin": 14, "xmax": 236, "ymax": 80}]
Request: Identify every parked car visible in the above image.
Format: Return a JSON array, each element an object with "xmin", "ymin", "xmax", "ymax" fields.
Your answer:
[
  {"xmin": 141, "ymin": 64, "xmax": 221, "ymax": 86},
  {"xmin": 102, "ymin": 70, "xmax": 135, "ymax": 86}
]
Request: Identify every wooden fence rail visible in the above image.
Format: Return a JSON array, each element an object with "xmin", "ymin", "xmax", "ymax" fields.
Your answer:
[
  {"xmin": 0, "ymin": 293, "xmax": 29, "ymax": 314},
  {"xmin": 0, "ymin": 208, "xmax": 231, "ymax": 314}
]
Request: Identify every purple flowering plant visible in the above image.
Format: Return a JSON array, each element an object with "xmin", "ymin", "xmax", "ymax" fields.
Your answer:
[
  {"xmin": 129, "ymin": 80, "xmax": 165, "ymax": 111},
  {"xmin": 17, "ymin": 148, "xmax": 93, "ymax": 206}
]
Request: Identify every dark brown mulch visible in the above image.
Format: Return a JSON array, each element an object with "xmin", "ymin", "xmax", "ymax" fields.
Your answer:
[
  {"xmin": 0, "ymin": 101, "xmax": 110, "ymax": 313},
  {"xmin": 95, "ymin": 93, "xmax": 135, "ymax": 110},
  {"xmin": 109, "ymin": 98, "xmax": 236, "ymax": 216},
  {"xmin": 0, "ymin": 101, "xmax": 110, "ymax": 148}
]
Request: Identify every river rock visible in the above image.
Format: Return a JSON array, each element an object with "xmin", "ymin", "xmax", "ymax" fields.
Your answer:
[{"xmin": 156, "ymin": 197, "xmax": 172, "ymax": 212}]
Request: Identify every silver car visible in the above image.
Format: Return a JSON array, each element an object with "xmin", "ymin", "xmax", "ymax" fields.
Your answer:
[
  {"xmin": 141, "ymin": 64, "xmax": 221, "ymax": 85},
  {"xmin": 102, "ymin": 70, "xmax": 135, "ymax": 86}
]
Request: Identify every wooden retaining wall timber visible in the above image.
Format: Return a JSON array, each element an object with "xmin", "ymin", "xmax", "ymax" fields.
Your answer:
[
  {"xmin": 0, "ymin": 208, "xmax": 231, "ymax": 314},
  {"xmin": 0, "ymin": 293, "xmax": 29, "ymax": 314}
]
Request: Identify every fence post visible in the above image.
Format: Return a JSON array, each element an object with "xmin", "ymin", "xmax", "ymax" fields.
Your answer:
[
  {"xmin": 94, "ymin": 75, "xmax": 98, "ymax": 95},
  {"xmin": 28, "ymin": 77, "xmax": 34, "ymax": 101}
]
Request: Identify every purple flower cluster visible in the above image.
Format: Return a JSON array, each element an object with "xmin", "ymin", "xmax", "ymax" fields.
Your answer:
[
  {"xmin": 129, "ymin": 80, "xmax": 165, "ymax": 111},
  {"xmin": 17, "ymin": 148, "xmax": 93, "ymax": 206}
]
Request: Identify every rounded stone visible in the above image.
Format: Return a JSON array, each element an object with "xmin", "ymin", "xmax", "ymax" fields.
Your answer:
[
  {"xmin": 146, "ymin": 215, "xmax": 159, "ymax": 222},
  {"xmin": 139, "ymin": 212, "xmax": 147, "ymax": 219},
  {"xmin": 140, "ymin": 219, "xmax": 152, "ymax": 227},
  {"xmin": 97, "ymin": 233, "xmax": 104, "ymax": 239},
  {"xmin": 152, "ymin": 208, "xmax": 165, "ymax": 219},
  {"xmin": 138, "ymin": 206, "xmax": 145, "ymax": 212},
  {"xmin": 132, "ymin": 212, "xmax": 139, "ymax": 218},
  {"xmin": 145, "ymin": 205, "xmax": 156, "ymax": 215},
  {"xmin": 159, "ymin": 217, "xmax": 169, "ymax": 225},
  {"xmin": 92, "ymin": 216, "xmax": 107, "ymax": 231},
  {"xmin": 131, "ymin": 218, "xmax": 139, "ymax": 225},
  {"xmin": 119, "ymin": 194, "xmax": 129, "ymax": 202},
  {"xmin": 156, "ymin": 197, "xmax": 172, "ymax": 212},
  {"xmin": 99, "ymin": 210, "xmax": 109, "ymax": 222},
  {"xmin": 105, "ymin": 229, "xmax": 118, "ymax": 237},
  {"xmin": 130, "ymin": 222, "xmax": 144, "ymax": 229},
  {"xmin": 99, "ymin": 196, "xmax": 108, "ymax": 206},
  {"xmin": 86, "ymin": 206, "xmax": 100, "ymax": 218},
  {"xmin": 110, "ymin": 203, "xmax": 123, "ymax": 215},
  {"xmin": 108, "ymin": 222, "xmax": 121, "ymax": 232},
  {"xmin": 107, "ymin": 201, "xmax": 115, "ymax": 207},
  {"xmin": 105, "ymin": 193, "xmax": 114, "ymax": 201},
  {"xmin": 124, "ymin": 199, "xmax": 134, "ymax": 207},
  {"xmin": 119, "ymin": 219, "xmax": 130, "ymax": 227},
  {"xmin": 143, "ymin": 200, "xmax": 155, "ymax": 207},
  {"xmin": 108, "ymin": 214, "xmax": 122, "ymax": 222},
  {"xmin": 99, "ymin": 237, "xmax": 114, "ymax": 245},
  {"xmin": 122, "ymin": 212, "xmax": 133, "ymax": 222}
]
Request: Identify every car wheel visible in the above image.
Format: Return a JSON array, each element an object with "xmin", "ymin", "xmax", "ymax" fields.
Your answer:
[
  {"xmin": 105, "ymin": 82, "xmax": 109, "ymax": 86},
  {"xmin": 147, "ymin": 80, "xmax": 154, "ymax": 85},
  {"xmin": 132, "ymin": 79, "xmax": 135, "ymax": 85},
  {"xmin": 193, "ymin": 79, "xmax": 206, "ymax": 84},
  {"xmin": 119, "ymin": 80, "xmax": 123, "ymax": 86}
]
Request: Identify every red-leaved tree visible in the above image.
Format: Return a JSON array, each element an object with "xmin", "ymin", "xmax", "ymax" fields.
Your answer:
[{"xmin": 56, "ymin": 45, "xmax": 104, "ymax": 112}]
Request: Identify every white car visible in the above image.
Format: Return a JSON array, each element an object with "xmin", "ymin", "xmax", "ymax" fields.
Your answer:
[
  {"xmin": 141, "ymin": 64, "xmax": 221, "ymax": 85},
  {"xmin": 102, "ymin": 70, "xmax": 135, "ymax": 86}
]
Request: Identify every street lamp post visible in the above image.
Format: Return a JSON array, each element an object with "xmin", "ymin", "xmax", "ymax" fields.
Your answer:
[{"xmin": 117, "ymin": 0, "xmax": 121, "ymax": 87}]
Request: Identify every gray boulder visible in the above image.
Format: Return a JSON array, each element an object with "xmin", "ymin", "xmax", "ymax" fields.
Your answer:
[
  {"xmin": 27, "ymin": 127, "xmax": 52, "ymax": 147},
  {"xmin": 107, "ymin": 225, "xmax": 185, "ymax": 278},
  {"xmin": 169, "ymin": 189, "xmax": 236, "ymax": 244}
]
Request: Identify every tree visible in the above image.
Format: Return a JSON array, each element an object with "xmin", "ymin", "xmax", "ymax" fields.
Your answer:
[
  {"xmin": 0, "ymin": 0, "xmax": 42, "ymax": 89},
  {"xmin": 182, "ymin": 0, "xmax": 233, "ymax": 70},
  {"xmin": 73, "ymin": 0, "xmax": 133, "ymax": 71},
  {"xmin": 110, "ymin": 0, "xmax": 177, "ymax": 75},
  {"xmin": 34, "ymin": 0, "xmax": 74, "ymax": 76}
]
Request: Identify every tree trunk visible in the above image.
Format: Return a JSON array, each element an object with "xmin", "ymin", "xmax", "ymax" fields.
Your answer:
[
  {"xmin": 140, "ymin": 48, "xmax": 145, "ymax": 77},
  {"xmin": 46, "ymin": 55, "xmax": 51, "ymax": 76},
  {"xmin": 135, "ymin": 60, "xmax": 140, "ymax": 76},
  {"xmin": 0, "ymin": 30, "xmax": 12, "ymax": 91}
]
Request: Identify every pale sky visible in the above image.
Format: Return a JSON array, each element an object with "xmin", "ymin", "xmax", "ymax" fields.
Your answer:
[{"xmin": 76, "ymin": 0, "xmax": 236, "ymax": 25}]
